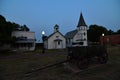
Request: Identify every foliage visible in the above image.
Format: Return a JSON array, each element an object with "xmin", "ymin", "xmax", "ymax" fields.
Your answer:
[
  {"xmin": 107, "ymin": 29, "xmax": 114, "ymax": 35},
  {"xmin": 21, "ymin": 25, "xmax": 30, "ymax": 31},
  {"xmin": 0, "ymin": 15, "xmax": 30, "ymax": 46},
  {"xmin": 107, "ymin": 29, "xmax": 120, "ymax": 35},
  {"xmin": 87, "ymin": 25, "xmax": 108, "ymax": 42},
  {"xmin": 87, "ymin": 25, "xmax": 120, "ymax": 42},
  {"xmin": 116, "ymin": 29, "xmax": 120, "ymax": 34}
]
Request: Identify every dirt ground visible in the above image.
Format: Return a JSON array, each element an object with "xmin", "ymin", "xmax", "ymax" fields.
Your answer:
[{"xmin": 0, "ymin": 46, "xmax": 120, "ymax": 80}]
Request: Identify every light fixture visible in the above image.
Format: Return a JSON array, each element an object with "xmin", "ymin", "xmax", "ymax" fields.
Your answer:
[
  {"xmin": 42, "ymin": 31, "xmax": 45, "ymax": 35},
  {"xmin": 102, "ymin": 33, "xmax": 104, "ymax": 36}
]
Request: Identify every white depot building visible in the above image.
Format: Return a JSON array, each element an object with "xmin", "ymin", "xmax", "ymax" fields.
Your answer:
[{"xmin": 12, "ymin": 31, "xmax": 36, "ymax": 51}]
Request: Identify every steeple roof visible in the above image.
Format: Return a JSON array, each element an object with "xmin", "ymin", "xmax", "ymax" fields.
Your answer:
[
  {"xmin": 77, "ymin": 13, "xmax": 87, "ymax": 27},
  {"xmin": 54, "ymin": 24, "xmax": 59, "ymax": 28}
]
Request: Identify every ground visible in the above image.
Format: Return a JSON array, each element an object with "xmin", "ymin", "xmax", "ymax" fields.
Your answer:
[{"xmin": 0, "ymin": 46, "xmax": 120, "ymax": 80}]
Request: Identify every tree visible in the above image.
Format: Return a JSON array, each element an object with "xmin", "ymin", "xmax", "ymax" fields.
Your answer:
[
  {"xmin": 0, "ymin": 15, "xmax": 30, "ymax": 46},
  {"xmin": 117, "ymin": 29, "xmax": 120, "ymax": 34},
  {"xmin": 88, "ymin": 25, "xmax": 108, "ymax": 42},
  {"xmin": 0, "ymin": 15, "xmax": 6, "ymax": 23},
  {"xmin": 0, "ymin": 15, "xmax": 19, "ymax": 45},
  {"xmin": 107, "ymin": 29, "xmax": 114, "ymax": 35},
  {"xmin": 21, "ymin": 25, "xmax": 29, "ymax": 31}
]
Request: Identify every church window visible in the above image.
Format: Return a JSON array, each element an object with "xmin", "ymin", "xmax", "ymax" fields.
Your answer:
[
  {"xmin": 84, "ymin": 32, "xmax": 86, "ymax": 35},
  {"xmin": 58, "ymin": 41, "xmax": 60, "ymax": 45},
  {"xmin": 66, "ymin": 40, "xmax": 68, "ymax": 44},
  {"xmin": 56, "ymin": 27, "xmax": 58, "ymax": 31},
  {"xmin": 56, "ymin": 36, "xmax": 59, "ymax": 38},
  {"xmin": 80, "ymin": 27, "xmax": 82, "ymax": 30}
]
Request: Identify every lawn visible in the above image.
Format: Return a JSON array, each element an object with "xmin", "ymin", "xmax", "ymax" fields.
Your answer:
[{"xmin": 0, "ymin": 46, "xmax": 120, "ymax": 80}]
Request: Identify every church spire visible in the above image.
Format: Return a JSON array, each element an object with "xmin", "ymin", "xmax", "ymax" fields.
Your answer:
[{"xmin": 77, "ymin": 13, "xmax": 87, "ymax": 27}]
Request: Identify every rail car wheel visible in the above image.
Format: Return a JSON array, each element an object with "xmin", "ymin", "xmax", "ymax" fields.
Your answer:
[
  {"xmin": 99, "ymin": 53, "xmax": 108, "ymax": 64},
  {"xmin": 77, "ymin": 59, "xmax": 89, "ymax": 69}
]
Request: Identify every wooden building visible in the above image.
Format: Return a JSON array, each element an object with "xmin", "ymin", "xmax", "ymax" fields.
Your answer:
[
  {"xmin": 12, "ymin": 31, "xmax": 36, "ymax": 51},
  {"xmin": 100, "ymin": 34, "xmax": 120, "ymax": 45}
]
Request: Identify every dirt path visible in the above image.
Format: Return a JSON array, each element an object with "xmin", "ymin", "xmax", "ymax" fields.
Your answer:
[{"xmin": 0, "ymin": 51, "xmax": 67, "ymax": 60}]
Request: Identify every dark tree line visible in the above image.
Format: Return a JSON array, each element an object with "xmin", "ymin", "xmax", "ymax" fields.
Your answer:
[
  {"xmin": 87, "ymin": 25, "xmax": 120, "ymax": 42},
  {"xmin": 0, "ymin": 15, "xmax": 30, "ymax": 46}
]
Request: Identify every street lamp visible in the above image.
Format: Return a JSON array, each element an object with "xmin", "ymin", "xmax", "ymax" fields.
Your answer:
[
  {"xmin": 102, "ymin": 33, "xmax": 104, "ymax": 45},
  {"xmin": 102, "ymin": 33, "xmax": 104, "ymax": 37},
  {"xmin": 42, "ymin": 31, "xmax": 45, "ymax": 53},
  {"xmin": 42, "ymin": 31, "xmax": 45, "ymax": 36}
]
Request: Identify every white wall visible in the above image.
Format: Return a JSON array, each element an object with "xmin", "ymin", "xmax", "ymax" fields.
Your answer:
[
  {"xmin": 12, "ymin": 31, "xmax": 36, "ymax": 51},
  {"xmin": 73, "ymin": 26, "xmax": 88, "ymax": 46},
  {"xmin": 47, "ymin": 32, "xmax": 66, "ymax": 49},
  {"xmin": 12, "ymin": 31, "xmax": 35, "ymax": 39}
]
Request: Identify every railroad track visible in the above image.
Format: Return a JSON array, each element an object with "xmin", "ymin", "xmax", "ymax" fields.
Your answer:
[{"xmin": 25, "ymin": 59, "xmax": 69, "ymax": 75}]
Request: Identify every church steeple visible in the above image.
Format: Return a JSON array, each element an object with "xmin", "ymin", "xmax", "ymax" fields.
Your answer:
[{"xmin": 77, "ymin": 13, "xmax": 87, "ymax": 27}]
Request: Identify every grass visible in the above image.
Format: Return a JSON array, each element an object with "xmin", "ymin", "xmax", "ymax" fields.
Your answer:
[{"xmin": 0, "ymin": 46, "xmax": 120, "ymax": 80}]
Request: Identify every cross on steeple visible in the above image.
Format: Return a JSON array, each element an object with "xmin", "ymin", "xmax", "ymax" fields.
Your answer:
[{"xmin": 77, "ymin": 12, "xmax": 87, "ymax": 27}]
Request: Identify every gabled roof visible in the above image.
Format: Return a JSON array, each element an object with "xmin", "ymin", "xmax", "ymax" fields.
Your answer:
[
  {"xmin": 65, "ymin": 29, "xmax": 77, "ymax": 39},
  {"xmin": 77, "ymin": 13, "xmax": 87, "ymax": 27},
  {"xmin": 46, "ymin": 31, "xmax": 65, "ymax": 40}
]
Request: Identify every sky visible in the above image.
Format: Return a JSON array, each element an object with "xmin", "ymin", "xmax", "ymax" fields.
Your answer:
[{"xmin": 0, "ymin": 0, "xmax": 120, "ymax": 42}]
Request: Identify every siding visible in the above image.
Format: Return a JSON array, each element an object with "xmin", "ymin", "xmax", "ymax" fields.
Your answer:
[{"xmin": 47, "ymin": 32, "xmax": 66, "ymax": 49}]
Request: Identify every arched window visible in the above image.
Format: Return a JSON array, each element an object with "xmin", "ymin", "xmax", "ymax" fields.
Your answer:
[{"xmin": 84, "ymin": 32, "xmax": 86, "ymax": 35}]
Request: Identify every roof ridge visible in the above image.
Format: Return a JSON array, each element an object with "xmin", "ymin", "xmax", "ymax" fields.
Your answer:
[
  {"xmin": 65, "ymin": 29, "xmax": 77, "ymax": 39},
  {"xmin": 46, "ymin": 31, "xmax": 65, "ymax": 40}
]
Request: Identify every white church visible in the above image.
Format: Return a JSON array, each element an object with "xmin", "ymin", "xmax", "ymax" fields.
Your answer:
[
  {"xmin": 44, "ymin": 24, "xmax": 66, "ymax": 49},
  {"xmin": 65, "ymin": 13, "xmax": 88, "ymax": 47},
  {"xmin": 44, "ymin": 13, "xmax": 88, "ymax": 49}
]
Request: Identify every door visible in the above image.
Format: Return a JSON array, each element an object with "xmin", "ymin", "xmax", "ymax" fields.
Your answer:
[{"xmin": 57, "ymin": 41, "xmax": 62, "ymax": 49}]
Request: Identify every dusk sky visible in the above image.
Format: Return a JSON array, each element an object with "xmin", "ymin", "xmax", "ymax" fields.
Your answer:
[{"xmin": 0, "ymin": 0, "xmax": 120, "ymax": 42}]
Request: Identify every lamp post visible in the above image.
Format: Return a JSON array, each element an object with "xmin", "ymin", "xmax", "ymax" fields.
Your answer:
[
  {"xmin": 102, "ymin": 33, "xmax": 104, "ymax": 45},
  {"xmin": 42, "ymin": 31, "xmax": 45, "ymax": 53}
]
